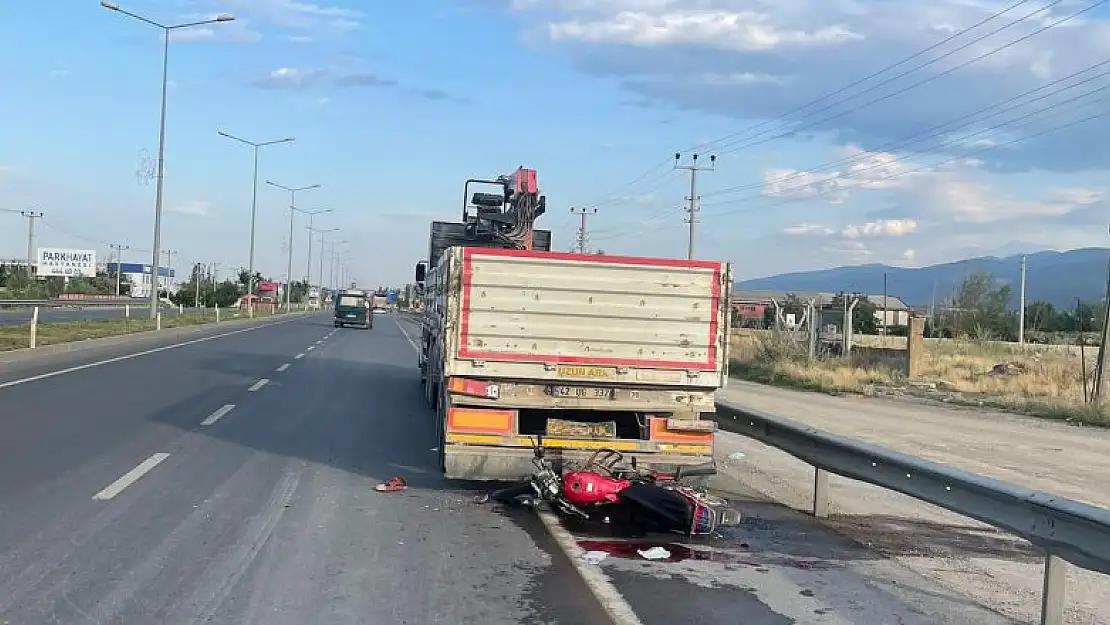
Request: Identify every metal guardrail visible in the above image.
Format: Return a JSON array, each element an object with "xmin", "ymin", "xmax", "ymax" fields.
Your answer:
[{"xmin": 713, "ymin": 399, "xmax": 1110, "ymax": 625}]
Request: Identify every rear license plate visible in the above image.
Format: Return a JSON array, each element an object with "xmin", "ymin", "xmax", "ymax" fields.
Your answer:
[
  {"xmin": 555, "ymin": 365, "xmax": 613, "ymax": 378},
  {"xmin": 549, "ymin": 385, "xmax": 614, "ymax": 399}
]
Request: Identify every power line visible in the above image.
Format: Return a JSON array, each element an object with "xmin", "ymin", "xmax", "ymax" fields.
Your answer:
[
  {"xmin": 702, "ymin": 106, "xmax": 1110, "ymax": 218},
  {"xmin": 580, "ymin": 0, "xmax": 1045, "ymax": 203},
  {"xmin": 706, "ymin": 0, "xmax": 1107, "ymax": 159},
  {"xmin": 593, "ymin": 106, "xmax": 1110, "ymax": 244},
  {"xmin": 701, "ymin": 57, "xmax": 1110, "ymax": 197},
  {"xmin": 687, "ymin": 0, "xmax": 1045, "ymax": 155},
  {"xmin": 700, "ymin": 87, "xmax": 1110, "ymax": 209}
]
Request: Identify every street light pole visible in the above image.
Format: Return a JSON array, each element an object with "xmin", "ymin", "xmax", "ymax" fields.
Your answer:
[
  {"xmin": 266, "ymin": 181, "xmax": 320, "ymax": 310},
  {"xmin": 302, "ymin": 209, "xmax": 333, "ymax": 289},
  {"xmin": 100, "ymin": 1, "xmax": 235, "ymax": 319},
  {"xmin": 311, "ymin": 228, "xmax": 339, "ymax": 293},
  {"xmin": 218, "ymin": 131, "xmax": 294, "ymax": 317}
]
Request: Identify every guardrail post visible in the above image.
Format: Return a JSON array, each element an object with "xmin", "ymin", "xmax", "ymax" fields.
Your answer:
[
  {"xmin": 1040, "ymin": 554, "xmax": 1067, "ymax": 625},
  {"xmin": 812, "ymin": 467, "xmax": 830, "ymax": 518},
  {"xmin": 156, "ymin": 312, "xmax": 162, "ymax": 331},
  {"xmin": 30, "ymin": 306, "xmax": 39, "ymax": 349},
  {"xmin": 215, "ymin": 304, "xmax": 220, "ymax": 323},
  {"xmin": 125, "ymin": 304, "xmax": 130, "ymax": 318},
  {"xmin": 179, "ymin": 303, "xmax": 183, "ymax": 314}
]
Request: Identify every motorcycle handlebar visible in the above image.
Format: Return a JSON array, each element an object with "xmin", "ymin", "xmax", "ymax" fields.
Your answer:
[{"xmin": 675, "ymin": 461, "xmax": 717, "ymax": 479}]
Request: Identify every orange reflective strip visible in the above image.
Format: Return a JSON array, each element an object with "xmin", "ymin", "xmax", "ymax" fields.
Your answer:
[
  {"xmin": 649, "ymin": 417, "xmax": 714, "ymax": 444},
  {"xmin": 446, "ymin": 407, "xmax": 515, "ymax": 434}
]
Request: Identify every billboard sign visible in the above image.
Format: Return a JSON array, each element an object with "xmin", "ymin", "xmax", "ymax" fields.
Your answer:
[{"xmin": 37, "ymin": 248, "xmax": 97, "ymax": 277}]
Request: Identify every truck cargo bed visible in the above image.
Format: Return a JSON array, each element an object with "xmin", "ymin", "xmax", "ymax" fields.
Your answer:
[{"xmin": 443, "ymin": 248, "xmax": 730, "ymax": 388}]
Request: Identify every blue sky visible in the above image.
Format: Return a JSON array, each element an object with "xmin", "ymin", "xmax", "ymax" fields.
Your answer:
[{"xmin": 2, "ymin": 0, "xmax": 1110, "ymax": 288}]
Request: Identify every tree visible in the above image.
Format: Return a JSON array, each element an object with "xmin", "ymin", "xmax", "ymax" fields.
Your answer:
[
  {"xmin": 1025, "ymin": 300, "xmax": 1056, "ymax": 333},
  {"xmin": 831, "ymin": 292, "xmax": 878, "ymax": 334},
  {"xmin": 951, "ymin": 271, "xmax": 1013, "ymax": 339}
]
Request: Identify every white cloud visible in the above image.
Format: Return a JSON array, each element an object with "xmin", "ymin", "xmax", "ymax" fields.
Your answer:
[
  {"xmin": 840, "ymin": 219, "xmax": 917, "ymax": 238},
  {"xmin": 254, "ymin": 67, "xmax": 329, "ymax": 89},
  {"xmin": 167, "ymin": 200, "xmax": 211, "ymax": 217},
  {"xmin": 902, "ymin": 248, "xmax": 916, "ymax": 261},
  {"xmin": 506, "ymin": 0, "xmax": 1110, "ymax": 172},
  {"xmin": 546, "ymin": 9, "xmax": 862, "ymax": 52},
  {"xmin": 783, "ymin": 222, "xmax": 832, "ymax": 235}
]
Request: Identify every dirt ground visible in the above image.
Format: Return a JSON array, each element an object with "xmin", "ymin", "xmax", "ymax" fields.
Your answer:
[{"xmin": 713, "ymin": 380, "xmax": 1110, "ymax": 625}]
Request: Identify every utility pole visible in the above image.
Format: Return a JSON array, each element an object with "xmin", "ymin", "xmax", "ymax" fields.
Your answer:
[
  {"xmin": 1018, "ymin": 254, "xmax": 1028, "ymax": 344},
  {"xmin": 20, "ymin": 210, "xmax": 43, "ymax": 275},
  {"xmin": 882, "ymin": 272, "xmax": 889, "ymax": 336},
  {"xmin": 674, "ymin": 152, "xmax": 715, "ymax": 260},
  {"xmin": 303, "ymin": 210, "xmax": 333, "ymax": 289},
  {"xmin": 570, "ymin": 207, "xmax": 596, "ymax": 253},
  {"xmin": 1094, "ymin": 235, "xmax": 1110, "ymax": 404},
  {"xmin": 110, "ymin": 242, "xmax": 130, "ymax": 295}
]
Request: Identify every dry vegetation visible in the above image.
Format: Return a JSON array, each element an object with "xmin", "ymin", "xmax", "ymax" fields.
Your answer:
[
  {"xmin": 0, "ymin": 306, "xmax": 286, "ymax": 352},
  {"xmin": 729, "ymin": 328, "xmax": 1107, "ymax": 425}
]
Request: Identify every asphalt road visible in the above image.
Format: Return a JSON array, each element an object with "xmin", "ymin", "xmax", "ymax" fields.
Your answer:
[
  {"xmin": 0, "ymin": 304, "xmax": 204, "ymax": 327},
  {"xmin": 0, "ymin": 312, "xmax": 1017, "ymax": 624},
  {"xmin": 0, "ymin": 312, "xmax": 608, "ymax": 624}
]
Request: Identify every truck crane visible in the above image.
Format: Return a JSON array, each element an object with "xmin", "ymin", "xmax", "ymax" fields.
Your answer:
[{"xmin": 413, "ymin": 167, "xmax": 730, "ymax": 480}]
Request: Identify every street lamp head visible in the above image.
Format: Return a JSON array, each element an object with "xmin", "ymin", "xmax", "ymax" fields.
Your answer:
[
  {"xmin": 280, "ymin": 137, "xmax": 295, "ymax": 143},
  {"xmin": 306, "ymin": 184, "xmax": 321, "ymax": 190},
  {"xmin": 100, "ymin": 0, "xmax": 121, "ymax": 10},
  {"xmin": 214, "ymin": 13, "xmax": 235, "ymax": 22}
]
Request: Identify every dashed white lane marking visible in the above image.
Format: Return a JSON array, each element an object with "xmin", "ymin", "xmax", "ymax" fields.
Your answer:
[
  {"xmin": 394, "ymin": 317, "xmax": 418, "ymax": 352},
  {"xmin": 536, "ymin": 510, "xmax": 645, "ymax": 625},
  {"xmin": 92, "ymin": 453, "xmax": 171, "ymax": 501},
  {"xmin": 275, "ymin": 363, "xmax": 290, "ymax": 372},
  {"xmin": 306, "ymin": 346, "xmax": 315, "ymax": 351},
  {"xmin": 201, "ymin": 404, "xmax": 236, "ymax": 427},
  {"xmin": 0, "ymin": 317, "xmax": 302, "ymax": 391},
  {"xmin": 315, "ymin": 340, "xmax": 323, "ymax": 345},
  {"xmin": 248, "ymin": 378, "xmax": 269, "ymax": 392},
  {"xmin": 295, "ymin": 353, "xmax": 305, "ymax": 359}
]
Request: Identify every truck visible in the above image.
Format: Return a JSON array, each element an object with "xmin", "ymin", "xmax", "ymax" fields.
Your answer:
[{"xmin": 415, "ymin": 167, "xmax": 731, "ymax": 481}]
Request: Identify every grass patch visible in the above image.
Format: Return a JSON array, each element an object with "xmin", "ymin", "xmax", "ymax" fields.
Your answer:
[
  {"xmin": 729, "ymin": 329, "xmax": 1110, "ymax": 427},
  {"xmin": 0, "ymin": 306, "xmax": 289, "ymax": 352}
]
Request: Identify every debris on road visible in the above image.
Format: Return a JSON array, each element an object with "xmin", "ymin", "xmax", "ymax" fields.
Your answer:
[
  {"xmin": 584, "ymin": 551, "xmax": 608, "ymax": 565},
  {"xmin": 637, "ymin": 546, "xmax": 671, "ymax": 560},
  {"xmin": 375, "ymin": 476, "xmax": 408, "ymax": 493}
]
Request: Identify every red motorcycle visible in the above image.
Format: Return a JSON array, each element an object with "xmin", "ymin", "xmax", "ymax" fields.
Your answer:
[{"xmin": 489, "ymin": 442, "xmax": 740, "ymax": 536}]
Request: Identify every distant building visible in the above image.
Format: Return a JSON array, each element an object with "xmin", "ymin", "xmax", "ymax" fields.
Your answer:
[
  {"xmin": 731, "ymin": 289, "xmax": 912, "ymax": 328},
  {"xmin": 107, "ymin": 262, "xmax": 176, "ymax": 298}
]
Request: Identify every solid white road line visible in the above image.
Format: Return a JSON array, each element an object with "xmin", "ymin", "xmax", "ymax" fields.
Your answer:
[
  {"xmin": 276, "ymin": 363, "xmax": 290, "ymax": 372},
  {"xmin": 248, "ymin": 378, "xmax": 269, "ymax": 392},
  {"xmin": 92, "ymin": 453, "xmax": 171, "ymax": 501},
  {"xmin": 201, "ymin": 404, "xmax": 236, "ymax": 427},
  {"xmin": 295, "ymin": 353, "xmax": 305, "ymax": 359},
  {"xmin": 536, "ymin": 510, "xmax": 645, "ymax": 625},
  {"xmin": 0, "ymin": 316, "xmax": 302, "ymax": 391},
  {"xmin": 394, "ymin": 315, "xmax": 642, "ymax": 625},
  {"xmin": 394, "ymin": 317, "xmax": 419, "ymax": 352}
]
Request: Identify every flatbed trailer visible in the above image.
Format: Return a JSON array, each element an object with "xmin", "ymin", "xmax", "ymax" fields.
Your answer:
[{"xmin": 419, "ymin": 246, "xmax": 731, "ymax": 480}]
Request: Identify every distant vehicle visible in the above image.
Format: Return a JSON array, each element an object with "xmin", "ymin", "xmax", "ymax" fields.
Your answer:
[{"xmin": 334, "ymin": 290, "xmax": 373, "ymax": 329}]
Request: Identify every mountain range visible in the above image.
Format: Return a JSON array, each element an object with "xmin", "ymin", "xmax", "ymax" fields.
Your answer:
[{"xmin": 735, "ymin": 248, "xmax": 1110, "ymax": 309}]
